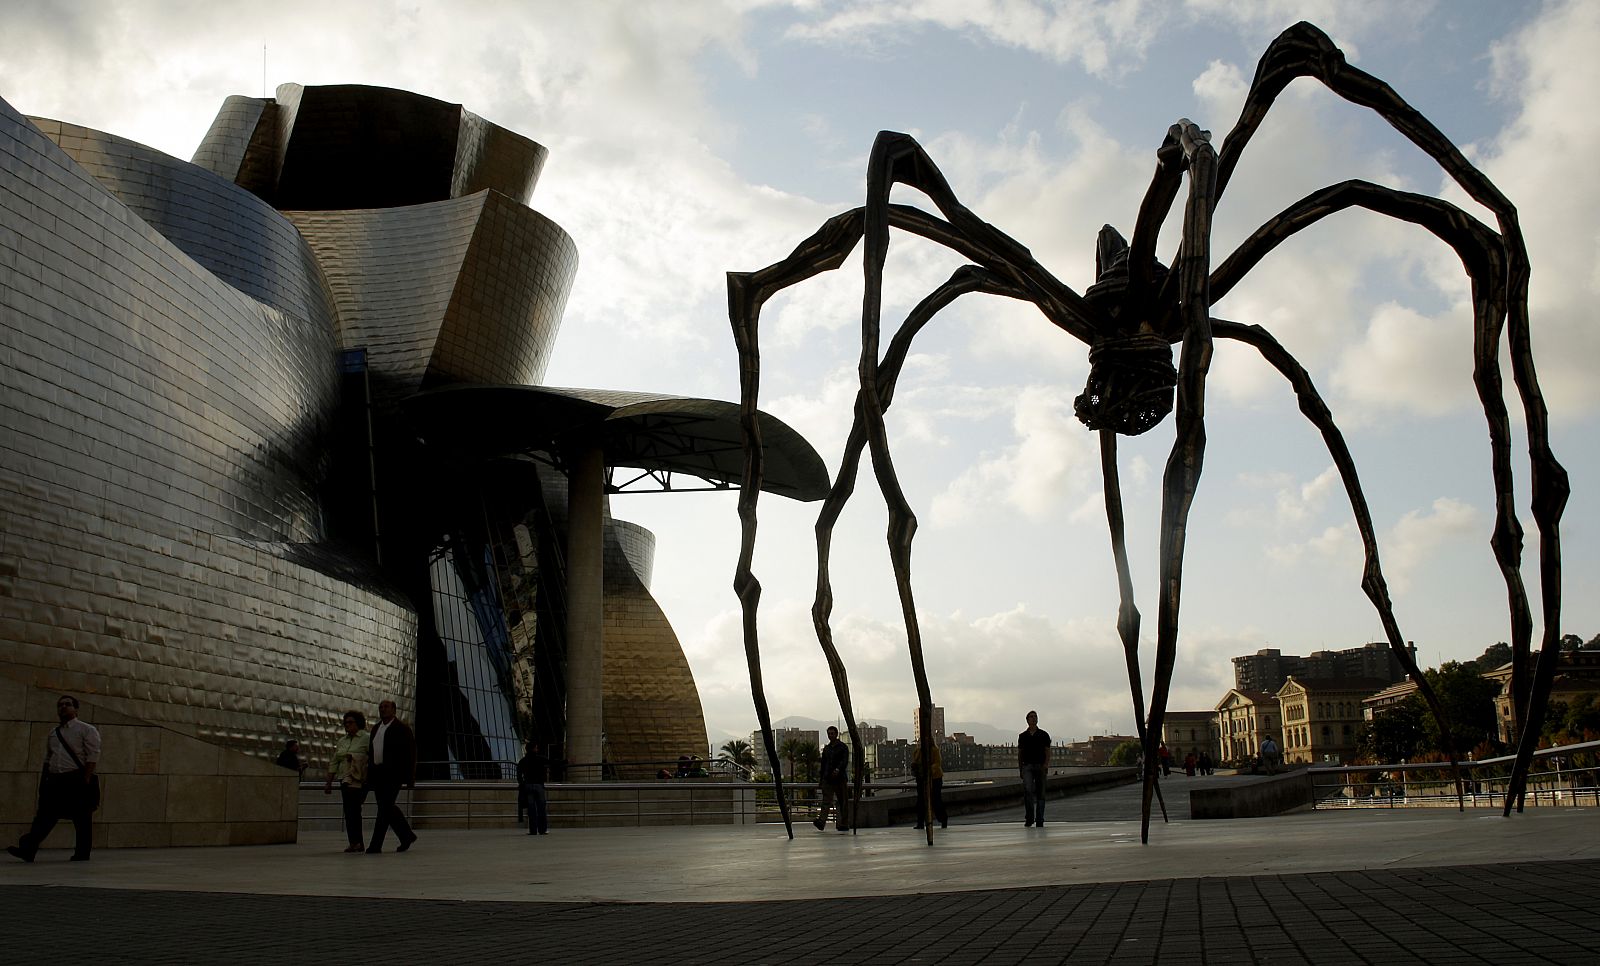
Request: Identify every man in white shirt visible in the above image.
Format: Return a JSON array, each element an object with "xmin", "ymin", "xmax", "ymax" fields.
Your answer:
[{"xmin": 8, "ymin": 695, "xmax": 101, "ymax": 862}]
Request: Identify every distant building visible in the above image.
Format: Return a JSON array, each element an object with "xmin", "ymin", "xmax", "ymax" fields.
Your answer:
[
  {"xmin": 1216, "ymin": 689, "xmax": 1279, "ymax": 764},
  {"xmin": 1362, "ymin": 680, "xmax": 1420, "ymax": 720},
  {"xmin": 1483, "ymin": 650, "xmax": 1600, "ymax": 744},
  {"xmin": 870, "ymin": 738, "xmax": 912, "ymax": 778},
  {"xmin": 1161, "ymin": 711, "xmax": 1220, "ymax": 763},
  {"xmin": 1277, "ymin": 676, "xmax": 1388, "ymax": 765},
  {"xmin": 856, "ymin": 722, "xmax": 889, "ymax": 745},
  {"xmin": 750, "ymin": 727, "xmax": 820, "ymax": 776},
  {"xmin": 1056, "ymin": 735, "xmax": 1136, "ymax": 767},
  {"xmin": 911, "ymin": 706, "xmax": 946, "ymax": 743},
  {"xmin": 1233, "ymin": 641, "xmax": 1415, "ymax": 694}
]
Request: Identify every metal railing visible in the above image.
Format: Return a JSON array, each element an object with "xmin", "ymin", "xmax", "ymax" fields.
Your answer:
[
  {"xmin": 1307, "ymin": 739, "xmax": 1600, "ymax": 809},
  {"xmin": 413, "ymin": 758, "xmax": 756, "ymax": 782},
  {"xmin": 299, "ymin": 777, "xmax": 935, "ymax": 830}
]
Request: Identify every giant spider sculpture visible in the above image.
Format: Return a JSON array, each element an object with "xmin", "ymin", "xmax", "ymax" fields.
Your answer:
[{"xmin": 728, "ymin": 22, "xmax": 1568, "ymax": 844}]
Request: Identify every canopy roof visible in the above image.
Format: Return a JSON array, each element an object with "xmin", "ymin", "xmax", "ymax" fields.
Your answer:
[{"xmin": 402, "ymin": 384, "xmax": 830, "ymax": 502}]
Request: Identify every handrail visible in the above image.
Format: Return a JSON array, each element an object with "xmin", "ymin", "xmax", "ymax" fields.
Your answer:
[{"xmin": 1303, "ymin": 739, "xmax": 1598, "ymax": 810}]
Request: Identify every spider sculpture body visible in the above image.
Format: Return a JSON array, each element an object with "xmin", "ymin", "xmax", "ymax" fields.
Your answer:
[{"xmin": 728, "ymin": 22, "xmax": 1568, "ymax": 844}]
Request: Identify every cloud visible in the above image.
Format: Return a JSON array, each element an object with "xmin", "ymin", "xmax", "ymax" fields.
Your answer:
[
  {"xmin": 783, "ymin": 0, "xmax": 1172, "ymax": 77},
  {"xmin": 1182, "ymin": 0, "xmax": 1436, "ymax": 53},
  {"xmin": 1465, "ymin": 0, "xmax": 1600, "ymax": 418},
  {"xmin": 1383, "ymin": 496, "xmax": 1480, "ymax": 593},
  {"xmin": 1329, "ymin": 301, "xmax": 1476, "ymax": 420},
  {"xmin": 931, "ymin": 384, "xmax": 1099, "ymax": 524},
  {"xmin": 687, "ymin": 595, "xmax": 1242, "ymax": 743}
]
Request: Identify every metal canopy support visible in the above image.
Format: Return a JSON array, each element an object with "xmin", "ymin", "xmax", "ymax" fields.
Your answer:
[{"xmin": 563, "ymin": 442, "xmax": 606, "ymax": 782}]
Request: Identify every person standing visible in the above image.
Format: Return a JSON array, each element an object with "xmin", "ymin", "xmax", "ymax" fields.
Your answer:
[
  {"xmin": 8, "ymin": 695, "xmax": 100, "ymax": 863},
  {"xmin": 324, "ymin": 710, "xmax": 371, "ymax": 853},
  {"xmin": 1158, "ymin": 743, "xmax": 1173, "ymax": 777},
  {"xmin": 366, "ymin": 699, "xmax": 418, "ymax": 853},
  {"xmin": 276, "ymin": 739, "xmax": 308, "ymax": 778},
  {"xmin": 1260, "ymin": 735, "xmax": 1281, "ymax": 775},
  {"xmin": 1018, "ymin": 710, "xmax": 1051, "ymax": 828},
  {"xmin": 517, "ymin": 742, "xmax": 550, "ymax": 835},
  {"xmin": 912, "ymin": 741, "xmax": 946, "ymax": 829},
  {"xmin": 814, "ymin": 726, "xmax": 851, "ymax": 832}
]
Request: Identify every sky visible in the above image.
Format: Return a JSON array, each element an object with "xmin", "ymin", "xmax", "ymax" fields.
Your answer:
[{"xmin": 4, "ymin": 0, "xmax": 1596, "ymax": 750}]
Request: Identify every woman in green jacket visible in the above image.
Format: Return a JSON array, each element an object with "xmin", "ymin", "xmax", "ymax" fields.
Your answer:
[{"xmin": 323, "ymin": 710, "xmax": 371, "ymax": 852}]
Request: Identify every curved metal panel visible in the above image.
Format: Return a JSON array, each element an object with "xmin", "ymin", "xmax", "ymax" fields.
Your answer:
[
  {"xmin": 403, "ymin": 384, "xmax": 831, "ymax": 501},
  {"xmin": 29, "ymin": 115, "xmax": 336, "ymax": 332},
  {"xmin": 271, "ymin": 84, "xmax": 548, "ymax": 209},
  {"xmin": 190, "ymin": 94, "xmax": 280, "ymax": 199},
  {"xmin": 601, "ymin": 520, "xmax": 708, "ymax": 777},
  {"xmin": 287, "ymin": 193, "xmax": 575, "ymax": 400},
  {"xmin": 0, "ymin": 96, "xmax": 415, "ymax": 765}
]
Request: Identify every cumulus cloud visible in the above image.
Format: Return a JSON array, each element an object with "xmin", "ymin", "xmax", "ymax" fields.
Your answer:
[
  {"xmin": 783, "ymin": 0, "xmax": 1172, "ymax": 78},
  {"xmin": 931, "ymin": 384, "xmax": 1099, "ymax": 524},
  {"xmin": 686, "ymin": 595, "xmax": 1241, "ymax": 742},
  {"xmin": 1465, "ymin": 0, "xmax": 1600, "ymax": 418},
  {"xmin": 1331, "ymin": 301, "xmax": 1476, "ymax": 421},
  {"xmin": 1383, "ymin": 496, "xmax": 1480, "ymax": 593}
]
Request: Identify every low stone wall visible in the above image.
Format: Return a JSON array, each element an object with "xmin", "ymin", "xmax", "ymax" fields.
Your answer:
[
  {"xmin": 1188, "ymin": 771, "xmax": 1314, "ymax": 819},
  {"xmin": 299, "ymin": 780, "xmax": 754, "ymax": 832},
  {"xmin": 0, "ymin": 674, "xmax": 298, "ymax": 849},
  {"xmin": 854, "ymin": 768, "xmax": 1136, "ymax": 827}
]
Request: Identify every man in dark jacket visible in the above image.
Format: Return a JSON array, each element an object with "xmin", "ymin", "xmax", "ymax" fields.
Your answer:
[
  {"xmin": 366, "ymin": 699, "xmax": 418, "ymax": 853},
  {"xmin": 814, "ymin": 726, "xmax": 851, "ymax": 831},
  {"xmin": 1018, "ymin": 710, "xmax": 1051, "ymax": 828},
  {"xmin": 517, "ymin": 742, "xmax": 550, "ymax": 835}
]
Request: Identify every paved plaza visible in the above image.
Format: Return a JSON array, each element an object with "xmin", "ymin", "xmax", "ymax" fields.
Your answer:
[{"xmin": 4, "ymin": 806, "xmax": 1596, "ymax": 963}]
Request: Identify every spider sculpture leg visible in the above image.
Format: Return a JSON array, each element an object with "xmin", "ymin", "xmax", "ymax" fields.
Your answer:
[
  {"xmin": 732, "ymin": 131, "xmax": 1102, "ymax": 844},
  {"xmin": 1134, "ymin": 120, "xmax": 1219, "ymax": 845},
  {"xmin": 813, "ymin": 266, "xmax": 1029, "ymax": 830},
  {"xmin": 1211, "ymin": 180, "xmax": 1520, "ymax": 804},
  {"xmin": 731, "ymin": 208, "xmax": 870, "ymax": 839},
  {"xmin": 1216, "ymin": 20, "xmax": 1570, "ymax": 814},
  {"xmin": 1099, "ymin": 429, "xmax": 1168, "ymax": 824}
]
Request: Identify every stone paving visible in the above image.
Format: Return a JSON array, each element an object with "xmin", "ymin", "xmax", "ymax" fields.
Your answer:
[
  {"xmin": 5, "ymin": 784, "xmax": 1596, "ymax": 964},
  {"xmin": 4, "ymin": 859, "xmax": 1596, "ymax": 964}
]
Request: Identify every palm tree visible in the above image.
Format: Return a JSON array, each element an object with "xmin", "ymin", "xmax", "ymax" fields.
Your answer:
[
  {"xmin": 720, "ymin": 739, "xmax": 757, "ymax": 775},
  {"xmin": 779, "ymin": 736, "xmax": 804, "ymax": 780},
  {"xmin": 796, "ymin": 741, "xmax": 820, "ymax": 783}
]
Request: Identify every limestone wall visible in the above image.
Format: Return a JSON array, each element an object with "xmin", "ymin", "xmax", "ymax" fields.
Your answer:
[{"xmin": 0, "ymin": 675, "xmax": 298, "ymax": 850}]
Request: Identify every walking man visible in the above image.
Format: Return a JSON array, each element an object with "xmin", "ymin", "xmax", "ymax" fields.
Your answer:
[
  {"xmin": 814, "ymin": 726, "xmax": 851, "ymax": 831},
  {"xmin": 1018, "ymin": 710, "xmax": 1051, "ymax": 828},
  {"xmin": 366, "ymin": 699, "xmax": 418, "ymax": 853},
  {"xmin": 8, "ymin": 695, "xmax": 100, "ymax": 862}
]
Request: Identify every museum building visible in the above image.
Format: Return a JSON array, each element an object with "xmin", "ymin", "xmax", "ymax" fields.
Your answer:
[{"xmin": 0, "ymin": 84, "xmax": 825, "ymax": 782}]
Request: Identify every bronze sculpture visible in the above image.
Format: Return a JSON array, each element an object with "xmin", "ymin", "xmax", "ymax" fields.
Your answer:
[{"xmin": 729, "ymin": 21, "xmax": 1568, "ymax": 843}]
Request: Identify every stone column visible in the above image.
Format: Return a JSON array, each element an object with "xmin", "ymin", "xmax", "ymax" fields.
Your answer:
[{"xmin": 563, "ymin": 443, "xmax": 606, "ymax": 782}]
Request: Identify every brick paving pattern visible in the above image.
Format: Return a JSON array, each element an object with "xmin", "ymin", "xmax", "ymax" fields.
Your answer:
[{"xmin": 5, "ymin": 860, "xmax": 1594, "ymax": 964}]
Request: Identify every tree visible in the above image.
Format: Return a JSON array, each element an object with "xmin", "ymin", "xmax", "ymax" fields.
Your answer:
[
  {"xmin": 1107, "ymin": 740, "xmax": 1141, "ymax": 767},
  {"xmin": 796, "ymin": 741, "xmax": 820, "ymax": 782},
  {"xmin": 1357, "ymin": 695, "xmax": 1427, "ymax": 763},
  {"xmin": 719, "ymin": 739, "xmax": 756, "ymax": 773},
  {"xmin": 778, "ymin": 737, "xmax": 803, "ymax": 780},
  {"xmin": 1543, "ymin": 694, "xmax": 1600, "ymax": 743},
  {"xmin": 1422, "ymin": 661, "xmax": 1500, "ymax": 754},
  {"xmin": 1470, "ymin": 641, "xmax": 1513, "ymax": 673}
]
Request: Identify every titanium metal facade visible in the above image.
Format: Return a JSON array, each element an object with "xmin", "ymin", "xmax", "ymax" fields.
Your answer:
[
  {"xmin": 0, "ymin": 95, "xmax": 415, "ymax": 762},
  {"xmin": 0, "ymin": 83, "xmax": 812, "ymax": 776}
]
